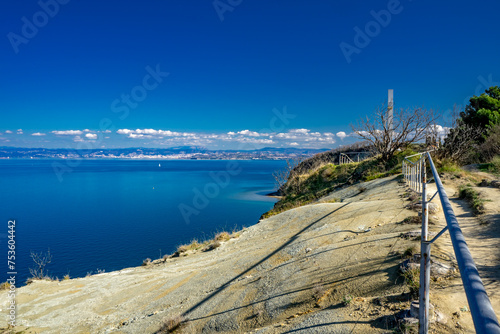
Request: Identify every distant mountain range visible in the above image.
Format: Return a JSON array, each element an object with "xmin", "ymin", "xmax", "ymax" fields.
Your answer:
[{"xmin": 0, "ymin": 146, "xmax": 331, "ymax": 160}]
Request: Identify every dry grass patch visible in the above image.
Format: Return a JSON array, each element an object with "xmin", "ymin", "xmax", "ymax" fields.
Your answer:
[
  {"xmin": 214, "ymin": 232, "xmax": 231, "ymax": 242},
  {"xmin": 401, "ymin": 216, "xmax": 421, "ymax": 225},
  {"xmin": 177, "ymin": 240, "xmax": 203, "ymax": 254},
  {"xmin": 156, "ymin": 314, "xmax": 185, "ymax": 333}
]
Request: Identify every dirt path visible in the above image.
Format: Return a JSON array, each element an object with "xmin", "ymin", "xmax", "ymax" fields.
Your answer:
[{"xmin": 426, "ymin": 174, "xmax": 500, "ymax": 333}]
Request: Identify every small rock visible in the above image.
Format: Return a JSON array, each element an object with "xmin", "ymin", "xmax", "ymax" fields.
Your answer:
[
  {"xmin": 410, "ymin": 301, "xmax": 435, "ymax": 322},
  {"xmin": 491, "ymin": 180, "xmax": 500, "ymax": 188},
  {"xmin": 480, "ymin": 179, "xmax": 490, "ymax": 187},
  {"xmin": 435, "ymin": 310, "xmax": 447, "ymax": 324},
  {"xmin": 305, "ymin": 248, "xmax": 312, "ymax": 253}
]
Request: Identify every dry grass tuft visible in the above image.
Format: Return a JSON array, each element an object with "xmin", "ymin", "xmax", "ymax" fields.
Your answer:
[
  {"xmin": 203, "ymin": 240, "xmax": 221, "ymax": 251},
  {"xmin": 177, "ymin": 240, "xmax": 202, "ymax": 254},
  {"xmin": 402, "ymin": 216, "xmax": 421, "ymax": 224},
  {"xmin": 0, "ymin": 282, "xmax": 10, "ymax": 290},
  {"xmin": 156, "ymin": 315, "xmax": 185, "ymax": 333},
  {"xmin": 214, "ymin": 232, "xmax": 231, "ymax": 242}
]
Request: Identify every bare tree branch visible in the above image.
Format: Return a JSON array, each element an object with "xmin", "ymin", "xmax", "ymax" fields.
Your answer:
[
  {"xmin": 29, "ymin": 249, "xmax": 52, "ymax": 279},
  {"xmin": 351, "ymin": 106, "xmax": 438, "ymax": 161}
]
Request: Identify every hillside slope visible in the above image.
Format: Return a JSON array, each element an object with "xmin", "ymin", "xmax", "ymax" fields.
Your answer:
[{"xmin": 3, "ymin": 173, "xmax": 495, "ymax": 333}]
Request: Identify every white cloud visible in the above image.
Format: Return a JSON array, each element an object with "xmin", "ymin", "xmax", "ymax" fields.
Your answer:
[
  {"xmin": 17, "ymin": 129, "xmax": 23, "ymax": 134},
  {"xmin": 31, "ymin": 132, "xmax": 46, "ymax": 136},
  {"xmin": 102, "ymin": 130, "xmax": 112, "ymax": 133},
  {"xmin": 52, "ymin": 130, "xmax": 83, "ymax": 135},
  {"xmin": 290, "ymin": 128, "xmax": 310, "ymax": 134},
  {"xmin": 73, "ymin": 136, "xmax": 84, "ymax": 142},
  {"xmin": 234, "ymin": 137, "xmax": 274, "ymax": 144},
  {"xmin": 83, "ymin": 129, "xmax": 91, "ymax": 132},
  {"xmin": 117, "ymin": 128, "xmax": 199, "ymax": 139},
  {"xmin": 336, "ymin": 131, "xmax": 347, "ymax": 140},
  {"xmin": 85, "ymin": 133, "xmax": 98, "ymax": 140},
  {"xmin": 237, "ymin": 130, "xmax": 260, "ymax": 137},
  {"xmin": 112, "ymin": 127, "xmax": 339, "ymax": 148},
  {"xmin": 5, "ymin": 130, "xmax": 12, "ymax": 134}
]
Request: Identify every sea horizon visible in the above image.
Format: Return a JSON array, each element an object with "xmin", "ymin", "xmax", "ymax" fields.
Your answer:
[{"xmin": 0, "ymin": 159, "xmax": 285, "ymax": 285}]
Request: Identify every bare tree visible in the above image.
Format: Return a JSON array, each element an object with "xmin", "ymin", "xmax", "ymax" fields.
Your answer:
[
  {"xmin": 438, "ymin": 104, "xmax": 485, "ymax": 163},
  {"xmin": 272, "ymin": 158, "xmax": 302, "ymax": 195},
  {"xmin": 351, "ymin": 106, "xmax": 438, "ymax": 161},
  {"xmin": 480, "ymin": 123, "xmax": 500, "ymax": 161},
  {"xmin": 440, "ymin": 122, "xmax": 484, "ymax": 163},
  {"xmin": 29, "ymin": 249, "xmax": 52, "ymax": 279}
]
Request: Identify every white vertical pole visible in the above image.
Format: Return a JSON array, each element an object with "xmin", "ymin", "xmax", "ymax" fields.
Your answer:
[
  {"xmin": 388, "ymin": 89, "xmax": 394, "ymax": 147},
  {"xmin": 419, "ymin": 157, "xmax": 430, "ymax": 334},
  {"xmin": 417, "ymin": 160, "xmax": 422, "ymax": 192}
]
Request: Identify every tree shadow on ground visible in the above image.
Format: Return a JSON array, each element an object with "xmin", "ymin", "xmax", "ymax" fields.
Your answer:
[{"xmin": 181, "ymin": 203, "xmax": 350, "ymax": 319}]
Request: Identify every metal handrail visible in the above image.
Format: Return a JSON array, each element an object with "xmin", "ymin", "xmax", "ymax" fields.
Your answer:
[{"xmin": 402, "ymin": 151, "xmax": 500, "ymax": 334}]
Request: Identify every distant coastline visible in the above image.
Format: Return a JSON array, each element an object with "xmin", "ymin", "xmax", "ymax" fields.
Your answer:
[{"xmin": 0, "ymin": 146, "xmax": 329, "ymax": 161}]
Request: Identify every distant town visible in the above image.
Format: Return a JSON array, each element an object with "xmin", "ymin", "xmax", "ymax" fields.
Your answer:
[{"xmin": 0, "ymin": 146, "xmax": 330, "ymax": 160}]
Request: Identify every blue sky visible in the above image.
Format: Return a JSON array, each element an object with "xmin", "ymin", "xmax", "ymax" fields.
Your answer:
[{"xmin": 1, "ymin": 0, "xmax": 499, "ymax": 149}]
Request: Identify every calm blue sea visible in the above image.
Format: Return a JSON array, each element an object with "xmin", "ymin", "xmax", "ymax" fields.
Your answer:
[{"xmin": 0, "ymin": 159, "xmax": 284, "ymax": 285}]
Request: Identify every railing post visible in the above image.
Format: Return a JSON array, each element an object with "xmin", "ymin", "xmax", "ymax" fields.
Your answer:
[
  {"xmin": 410, "ymin": 164, "xmax": 413, "ymax": 190},
  {"xmin": 413, "ymin": 164, "xmax": 416, "ymax": 191},
  {"xmin": 411, "ymin": 164, "xmax": 413, "ymax": 190},
  {"xmin": 418, "ymin": 159, "xmax": 422, "ymax": 194},
  {"xmin": 419, "ymin": 157, "xmax": 430, "ymax": 334},
  {"xmin": 404, "ymin": 162, "xmax": 406, "ymax": 182}
]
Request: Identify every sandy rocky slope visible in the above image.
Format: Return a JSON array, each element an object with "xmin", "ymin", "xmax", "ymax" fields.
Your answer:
[{"xmin": 1, "ymin": 172, "xmax": 499, "ymax": 333}]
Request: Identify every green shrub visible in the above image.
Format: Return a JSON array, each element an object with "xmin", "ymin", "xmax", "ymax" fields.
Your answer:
[
  {"xmin": 459, "ymin": 185, "xmax": 486, "ymax": 214},
  {"xmin": 478, "ymin": 155, "xmax": 500, "ymax": 174},
  {"xmin": 263, "ymin": 147, "xmax": 419, "ymax": 218}
]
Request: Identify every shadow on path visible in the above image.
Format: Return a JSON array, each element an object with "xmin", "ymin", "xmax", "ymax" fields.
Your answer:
[{"xmin": 181, "ymin": 203, "xmax": 351, "ymax": 319}]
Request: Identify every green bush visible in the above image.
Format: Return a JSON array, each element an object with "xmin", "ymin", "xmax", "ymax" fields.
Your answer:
[
  {"xmin": 263, "ymin": 147, "xmax": 418, "ymax": 218},
  {"xmin": 459, "ymin": 185, "xmax": 486, "ymax": 214}
]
